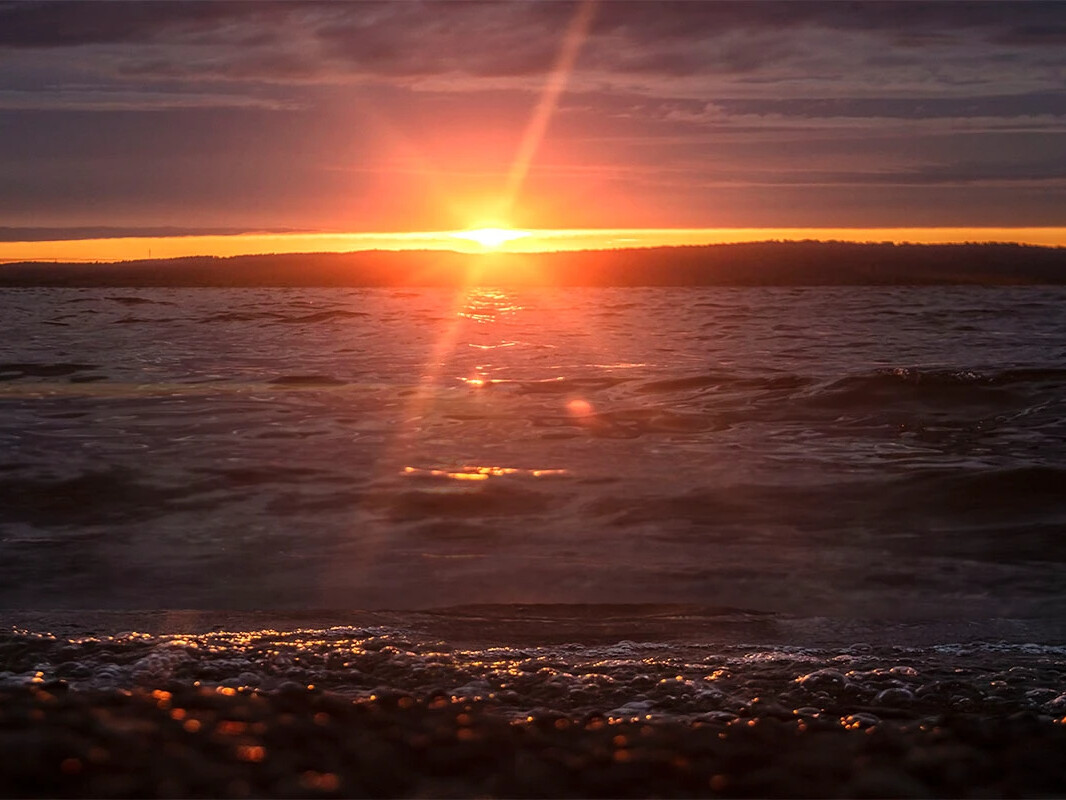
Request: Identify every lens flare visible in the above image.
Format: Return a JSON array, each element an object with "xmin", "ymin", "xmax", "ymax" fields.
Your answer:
[{"xmin": 451, "ymin": 228, "xmax": 532, "ymax": 248}]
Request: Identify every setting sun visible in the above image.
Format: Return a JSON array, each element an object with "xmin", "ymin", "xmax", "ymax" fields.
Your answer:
[{"xmin": 451, "ymin": 227, "xmax": 532, "ymax": 248}]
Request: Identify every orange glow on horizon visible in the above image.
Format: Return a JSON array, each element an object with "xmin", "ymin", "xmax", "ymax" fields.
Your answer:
[{"xmin": 2, "ymin": 227, "xmax": 1065, "ymax": 264}]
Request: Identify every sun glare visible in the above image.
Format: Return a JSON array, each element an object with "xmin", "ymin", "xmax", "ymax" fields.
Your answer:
[{"xmin": 451, "ymin": 227, "xmax": 531, "ymax": 248}]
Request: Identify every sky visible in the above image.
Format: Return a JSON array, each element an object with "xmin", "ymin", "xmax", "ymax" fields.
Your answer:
[{"xmin": 1, "ymin": 0, "xmax": 1065, "ymax": 256}]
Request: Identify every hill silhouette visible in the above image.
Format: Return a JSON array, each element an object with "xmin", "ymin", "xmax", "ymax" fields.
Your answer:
[{"xmin": 1, "ymin": 241, "xmax": 1064, "ymax": 287}]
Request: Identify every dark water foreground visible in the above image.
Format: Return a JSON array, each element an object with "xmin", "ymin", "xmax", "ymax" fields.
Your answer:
[{"xmin": 2, "ymin": 608, "xmax": 1066, "ymax": 798}]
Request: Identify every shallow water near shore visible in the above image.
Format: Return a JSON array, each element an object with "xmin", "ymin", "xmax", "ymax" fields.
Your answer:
[{"xmin": 3, "ymin": 608, "xmax": 1066, "ymax": 718}]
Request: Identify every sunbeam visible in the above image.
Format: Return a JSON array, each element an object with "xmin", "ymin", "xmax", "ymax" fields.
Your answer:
[{"xmin": 500, "ymin": 0, "xmax": 598, "ymax": 220}]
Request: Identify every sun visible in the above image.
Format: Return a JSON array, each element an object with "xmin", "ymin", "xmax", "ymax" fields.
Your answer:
[{"xmin": 451, "ymin": 227, "xmax": 531, "ymax": 248}]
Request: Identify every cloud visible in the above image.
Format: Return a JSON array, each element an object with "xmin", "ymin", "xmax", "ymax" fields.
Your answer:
[
  {"xmin": 711, "ymin": 93, "xmax": 1066, "ymax": 121},
  {"xmin": 4, "ymin": 2, "xmax": 1064, "ymax": 89},
  {"xmin": 0, "ymin": 1, "xmax": 295, "ymax": 48},
  {"xmin": 1, "ymin": 1, "xmax": 1059, "ymax": 51},
  {"xmin": 0, "ymin": 2, "xmax": 1064, "ymax": 230},
  {"xmin": 0, "ymin": 88, "xmax": 298, "ymax": 111},
  {"xmin": 0, "ymin": 225, "xmax": 307, "ymax": 242}
]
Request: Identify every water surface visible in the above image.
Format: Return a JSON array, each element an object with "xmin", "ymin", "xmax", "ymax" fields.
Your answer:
[{"xmin": 1, "ymin": 286, "xmax": 1064, "ymax": 626}]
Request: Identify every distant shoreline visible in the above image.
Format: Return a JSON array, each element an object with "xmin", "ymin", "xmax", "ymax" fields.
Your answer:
[{"xmin": 2, "ymin": 240, "xmax": 1065, "ymax": 287}]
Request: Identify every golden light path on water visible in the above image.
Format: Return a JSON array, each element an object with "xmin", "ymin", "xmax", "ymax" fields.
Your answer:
[
  {"xmin": 310, "ymin": 284, "xmax": 594, "ymax": 603},
  {"xmin": 314, "ymin": 1, "xmax": 602, "ymax": 601}
]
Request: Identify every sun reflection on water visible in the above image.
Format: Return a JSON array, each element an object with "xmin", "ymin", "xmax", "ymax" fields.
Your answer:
[
  {"xmin": 457, "ymin": 288, "xmax": 524, "ymax": 323},
  {"xmin": 403, "ymin": 465, "xmax": 568, "ymax": 481},
  {"xmin": 321, "ymin": 280, "xmax": 603, "ymax": 604}
]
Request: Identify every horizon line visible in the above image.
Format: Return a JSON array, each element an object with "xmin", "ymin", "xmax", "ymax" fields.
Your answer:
[{"xmin": 2, "ymin": 226, "xmax": 1066, "ymax": 264}]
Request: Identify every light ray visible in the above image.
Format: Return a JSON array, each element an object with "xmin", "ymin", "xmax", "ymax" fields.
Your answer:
[
  {"xmin": 500, "ymin": 0, "xmax": 598, "ymax": 219},
  {"xmin": 354, "ymin": 0, "xmax": 601, "ymax": 550}
]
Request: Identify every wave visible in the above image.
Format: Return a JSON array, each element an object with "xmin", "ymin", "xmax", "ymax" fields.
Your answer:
[
  {"xmin": 202, "ymin": 310, "xmax": 285, "ymax": 322},
  {"xmin": 510, "ymin": 376, "xmax": 629, "ymax": 395},
  {"xmin": 105, "ymin": 295, "xmax": 174, "ymax": 306},
  {"xmin": 781, "ymin": 367, "xmax": 1066, "ymax": 417},
  {"xmin": 635, "ymin": 373, "xmax": 730, "ymax": 394},
  {"xmin": 279, "ymin": 309, "xmax": 371, "ymax": 324},
  {"xmin": 889, "ymin": 464, "xmax": 1066, "ymax": 501},
  {"xmin": 204, "ymin": 308, "xmax": 371, "ymax": 324},
  {"xmin": 375, "ymin": 484, "xmax": 552, "ymax": 520},
  {"xmin": 268, "ymin": 374, "xmax": 348, "ymax": 386},
  {"xmin": 635, "ymin": 372, "xmax": 812, "ymax": 395},
  {"xmin": 0, "ymin": 468, "xmax": 204, "ymax": 526},
  {"xmin": 618, "ymin": 367, "xmax": 1066, "ymax": 409},
  {"xmin": 830, "ymin": 366, "xmax": 1066, "ymax": 389},
  {"xmin": 111, "ymin": 316, "xmax": 181, "ymax": 324},
  {"xmin": 584, "ymin": 466, "xmax": 1066, "ymax": 556},
  {"xmin": 0, "ymin": 362, "xmax": 99, "ymax": 381}
]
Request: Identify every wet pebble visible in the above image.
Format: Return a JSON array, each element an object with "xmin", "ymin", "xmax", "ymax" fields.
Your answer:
[
  {"xmin": 796, "ymin": 668, "xmax": 850, "ymax": 690},
  {"xmin": 875, "ymin": 687, "xmax": 914, "ymax": 705},
  {"xmin": 0, "ymin": 681, "xmax": 1064, "ymax": 798}
]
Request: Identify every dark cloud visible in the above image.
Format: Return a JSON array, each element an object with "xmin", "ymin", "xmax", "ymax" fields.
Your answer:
[
  {"xmin": 4, "ymin": 2, "xmax": 1065, "ymax": 82},
  {"xmin": 0, "ymin": 1, "xmax": 1045, "ymax": 50},
  {"xmin": 583, "ymin": 2, "xmax": 1066, "ymax": 40},
  {"xmin": 894, "ymin": 157, "xmax": 1066, "ymax": 186},
  {"xmin": 0, "ymin": 225, "xmax": 304, "ymax": 242},
  {"xmin": 992, "ymin": 23, "xmax": 1066, "ymax": 46},
  {"xmin": 0, "ymin": 1, "xmax": 294, "ymax": 48},
  {"xmin": 701, "ymin": 161, "xmax": 1066, "ymax": 188},
  {"xmin": 714, "ymin": 93, "xmax": 1066, "ymax": 121}
]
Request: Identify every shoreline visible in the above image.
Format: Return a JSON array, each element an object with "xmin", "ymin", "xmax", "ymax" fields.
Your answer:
[
  {"xmin": 3, "ymin": 615, "xmax": 1066, "ymax": 797},
  {"xmin": 3, "ymin": 606, "xmax": 1064, "ymax": 648}
]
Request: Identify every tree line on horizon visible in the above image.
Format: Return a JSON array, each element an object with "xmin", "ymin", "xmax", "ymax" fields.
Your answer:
[{"xmin": 0, "ymin": 240, "xmax": 1064, "ymax": 287}]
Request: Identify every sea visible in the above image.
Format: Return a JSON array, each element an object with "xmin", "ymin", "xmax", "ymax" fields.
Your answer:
[{"xmin": 1, "ymin": 285, "xmax": 1065, "ymax": 742}]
